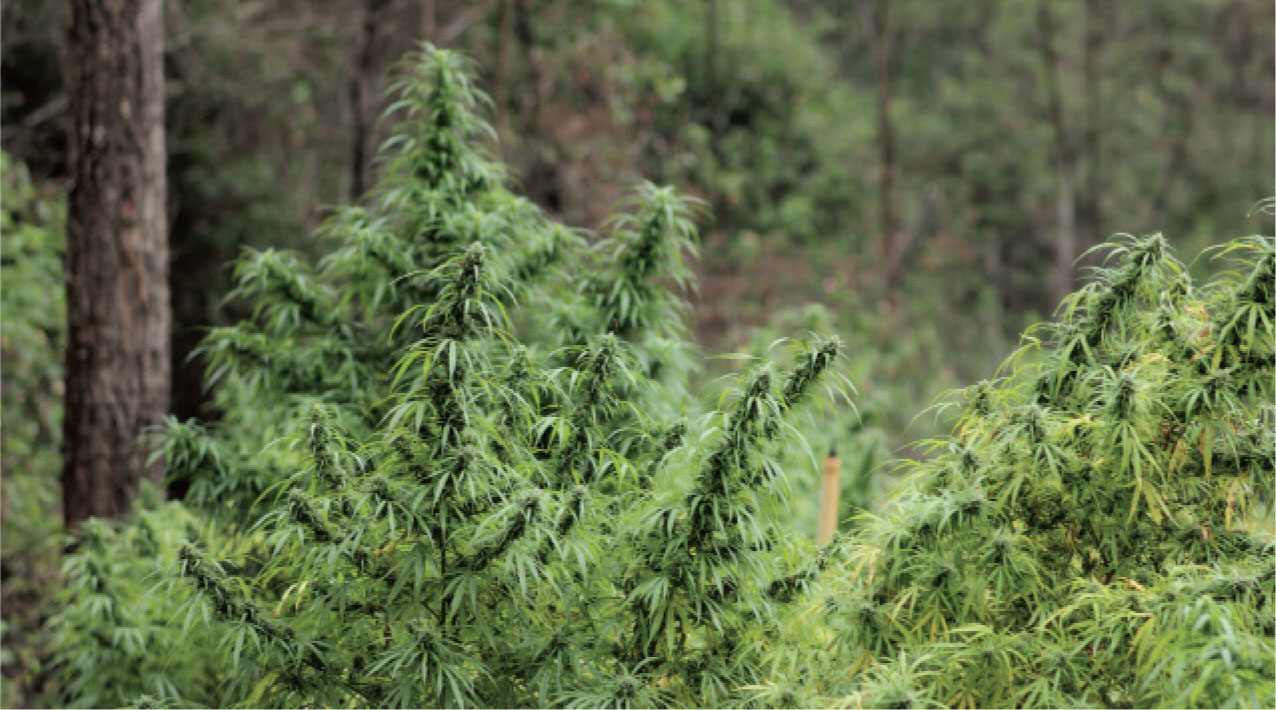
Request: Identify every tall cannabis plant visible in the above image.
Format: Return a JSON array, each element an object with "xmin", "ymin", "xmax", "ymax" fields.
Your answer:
[
  {"xmin": 50, "ymin": 46, "xmax": 848, "ymax": 709},
  {"xmin": 766, "ymin": 230, "xmax": 1274, "ymax": 708}
]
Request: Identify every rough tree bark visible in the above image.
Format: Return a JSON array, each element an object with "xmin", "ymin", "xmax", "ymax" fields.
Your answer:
[{"xmin": 63, "ymin": 0, "xmax": 169, "ymax": 527}]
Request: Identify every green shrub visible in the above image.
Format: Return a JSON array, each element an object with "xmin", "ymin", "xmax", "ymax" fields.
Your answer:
[
  {"xmin": 47, "ymin": 488, "xmax": 229, "ymax": 708},
  {"xmin": 768, "ymin": 228, "xmax": 1274, "ymax": 708},
  {"xmin": 48, "ymin": 44, "xmax": 1272, "ymax": 710},
  {"xmin": 50, "ymin": 47, "xmax": 850, "ymax": 708}
]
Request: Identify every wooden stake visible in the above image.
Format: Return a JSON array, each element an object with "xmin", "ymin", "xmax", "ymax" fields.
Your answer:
[{"xmin": 818, "ymin": 450, "xmax": 842, "ymax": 544}]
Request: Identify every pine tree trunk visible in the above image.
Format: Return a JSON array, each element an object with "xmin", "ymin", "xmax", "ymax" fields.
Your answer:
[
  {"xmin": 854, "ymin": 0, "xmax": 900, "ymax": 307},
  {"xmin": 62, "ymin": 0, "xmax": 168, "ymax": 527},
  {"xmin": 1079, "ymin": 0, "xmax": 1106, "ymax": 243},
  {"xmin": 495, "ymin": 0, "xmax": 513, "ymax": 137},
  {"xmin": 1054, "ymin": 169, "xmax": 1078, "ymax": 306},
  {"xmin": 349, "ymin": 0, "xmax": 388, "ymax": 201},
  {"xmin": 1037, "ymin": 0, "xmax": 1078, "ymax": 308},
  {"xmin": 419, "ymin": 0, "xmax": 436, "ymax": 41}
]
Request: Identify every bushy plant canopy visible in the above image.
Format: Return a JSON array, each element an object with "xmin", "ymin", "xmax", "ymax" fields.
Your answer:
[
  {"xmin": 51, "ymin": 47, "xmax": 850, "ymax": 709},
  {"xmin": 48, "ymin": 47, "xmax": 1273, "ymax": 710},
  {"xmin": 768, "ymin": 229, "xmax": 1274, "ymax": 708}
]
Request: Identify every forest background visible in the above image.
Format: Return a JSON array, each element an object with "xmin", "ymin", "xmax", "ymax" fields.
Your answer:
[{"xmin": 1, "ymin": 1, "xmax": 1273, "ymax": 705}]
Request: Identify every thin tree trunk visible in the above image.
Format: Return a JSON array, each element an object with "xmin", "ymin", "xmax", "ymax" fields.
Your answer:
[
  {"xmin": 63, "ymin": 0, "xmax": 168, "ymax": 527},
  {"xmin": 1079, "ymin": 0, "xmax": 1107, "ymax": 249},
  {"xmin": 512, "ymin": 0, "xmax": 541, "ymax": 122},
  {"xmin": 495, "ymin": 0, "xmax": 513, "ymax": 138},
  {"xmin": 705, "ymin": 0, "xmax": 726, "ymax": 164},
  {"xmin": 1054, "ymin": 170, "xmax": 1077, "ymax": 307},
  {"xmin": 498, "ymin": 0, "xmax": 542, "ymax": 141},
  {"xmin": 983, "ymin": 229, "xmax": 1005, "ymax": 357},
  {"xmin": 350, "ymin": 0, "xmax": 388, "ymax": 201},
  {"xmin": 420, "ymin": 0, "xmax": 436, "ymax": 42},
  {"xmin": 509, "ymin": 0, "xmax": 559, "ymax": 212},
  {"xmin": 854, "ymin": 0, "xmax": 899, "ymax": 307},
  {"xmin": 970, "ymin": 6, "xmax": 1004, "ymax": 349},
  {"xmin": 1037, "ymin": 0, "xmax": 1078, "ymax": 307},
  {"xmin": 878, "ymin": 48, "xmax": 898, "ymax": 305},
  {"xmin": 1149, "ymin": 8, "xmax": 1193, "ymax": 225}
]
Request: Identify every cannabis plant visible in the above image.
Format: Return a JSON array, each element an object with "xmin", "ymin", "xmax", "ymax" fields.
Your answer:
[
  {"xmin": 1, "ymin": 152, "xmax": 67, "ymax": 707},
  {"xmin": 767, "ymin": 230, "xmax": 1274, "ymax": 708},
  {"xmin": 50, "ymin": 47, "xmax": 849, "ymax": 708}
]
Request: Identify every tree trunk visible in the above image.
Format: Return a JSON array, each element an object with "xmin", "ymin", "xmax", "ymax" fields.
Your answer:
[
  {"xmin": 495, "ymin": 0, "xmax": 513, "ymax": 137},
  {"xmin": 983, "ymin": 228, "xmax": 1005, "ymax": 357},
  {"xmin": 349, "ymin": 0, "xmax": 388, "ymax": 201},
  {"xmin": 1078, "ymin": 0, "xmax": 1107, "ymax": 252},
  {"xmin": 419, "ymin": 0, "xmax": 436, "ymax": 42},
  {"xmin": 1037, "ymin": 0, "xmax": 1078, "ymax": 307},
  {"xmin": 705, "ymin": 0, "xmax": 726, "ymax": 164},
  {"xmin": 854, "ymin": 0, "xmax": 899, "ymax": 307},
  {"xmin": 512, "ymin": 0, "xmax": 541, "ymax": 123},
  {"xmin": 1054, "ymin": 169, "xmax": 1078, "ymax": 307},
  {"xmin": 63, "ymin": 0, "xmax": 168, "ymax": 527}
]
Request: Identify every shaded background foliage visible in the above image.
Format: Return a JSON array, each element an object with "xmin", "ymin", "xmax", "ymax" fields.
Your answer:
[
  {"xmin": 0, "ymin": 153, "xmax": 66, "ymax": 706},
  {"xmin": 4, "ymin": 0, "xmax": 1271, "ymax": 405},
  {"xmin": 1, "ymin": 0, "xmax": 1273, "ymax": 706}
]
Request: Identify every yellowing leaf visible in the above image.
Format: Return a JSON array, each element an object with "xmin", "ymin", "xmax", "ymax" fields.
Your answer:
[
  {"xmin": 1122, "ymin": 577, "xmax": 1147, "ymax": 592},
  {"xmin": 246, "ymin": 671, "xmax": 278, "ymax": 707}
]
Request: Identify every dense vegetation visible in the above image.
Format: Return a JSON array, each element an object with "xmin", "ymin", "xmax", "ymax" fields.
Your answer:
[
  {"xmin": 2, "ymin": 1, "xmax": 1273, "ymax": 705},
  {"xmin": 0, "ymin": 152, "xmax": 65, "ymax": 707},
  {"xmin": 45, "ymin": 49, "xmax": 853, "ymax": 708},
  {"xmin": 4, "ymin": 0, "xmax": 1270, "ymax": 426},
  {"xmin": 6, "ymin": 47, "xmax": 1267, "ymax": 708},
  {"xmin": 770, "ymin": 230, "xmax": 1275, "ymax": 708}
]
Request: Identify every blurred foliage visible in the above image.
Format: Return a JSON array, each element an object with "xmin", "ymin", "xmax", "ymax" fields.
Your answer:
[
  {"xmin": 46, "ymin": 488, "xmax": 229, "ymax": 708},
  {"xmin": 0, "ymin": 152, "xmax": 66, "ymax": 708},
  {"xmin": 5, "ymin": 1, "xmax": 1269, "ymax": 394}
]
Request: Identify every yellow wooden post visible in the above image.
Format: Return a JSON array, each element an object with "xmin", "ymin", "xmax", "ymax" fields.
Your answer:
[{"xmin": 818, "ymin": 448, "xmax": 841, "ymax": 544}]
